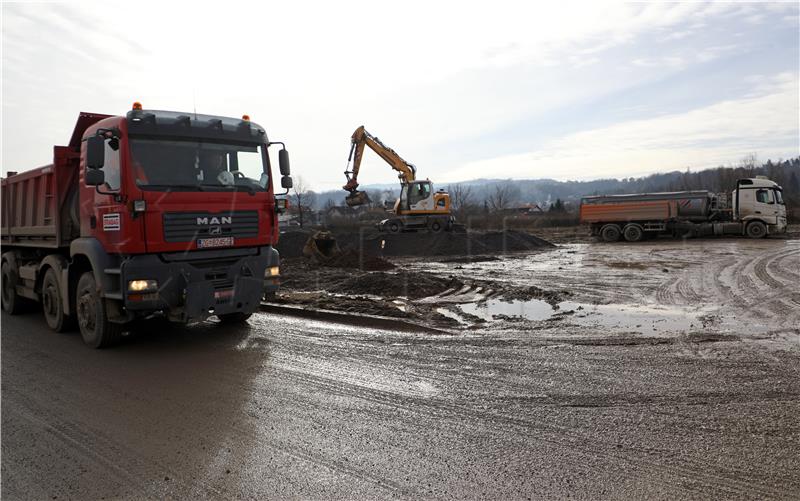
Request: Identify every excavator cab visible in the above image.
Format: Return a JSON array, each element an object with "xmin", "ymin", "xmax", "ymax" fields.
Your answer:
[{"xmin": 398, "ymin": 181, "xmax": 433, "ymax": 211}]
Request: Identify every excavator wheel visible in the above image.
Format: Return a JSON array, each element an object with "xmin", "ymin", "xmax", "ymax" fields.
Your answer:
[
  {"xmin": 387, "ymin": 221, "xmax": 402, "ymax": 233},
  {"xmin": 429, "ymin": 220, "xmax": 443, "ymax": 233}
]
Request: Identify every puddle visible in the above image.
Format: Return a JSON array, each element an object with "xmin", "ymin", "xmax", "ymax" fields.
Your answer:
[
  {"xmin": 461, "ymin": 299, "xmax": 555, "ymax": 322},
  {"xmin": 459, "ymin": 299, "xmax": 711, "ymax": 334}
]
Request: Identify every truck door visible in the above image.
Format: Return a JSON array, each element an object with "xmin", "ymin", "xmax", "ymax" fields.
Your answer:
[
  {"xmin": 754, "ymin": 188, "xmax": 779, "ymax": 224},
  {"xmin": 89, "ymin": 137, "xmax": 146, "ymax": 253}
]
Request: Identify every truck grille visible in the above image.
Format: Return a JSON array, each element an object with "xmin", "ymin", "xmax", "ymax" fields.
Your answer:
[{"xmin": 162, "ymin": 211, "xmax": 259, "ymax": 243}]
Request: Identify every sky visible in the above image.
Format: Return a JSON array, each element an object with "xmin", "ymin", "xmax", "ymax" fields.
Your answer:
[{"xmin": 2, "ymin": 1, "xmax": 799, "ymax": 191}]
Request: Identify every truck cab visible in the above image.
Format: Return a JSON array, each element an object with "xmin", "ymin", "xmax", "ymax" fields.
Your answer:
[
  {"xmin": 732, "ymin": 177, "xmax": 787, "ymax": 235},
  {"xmin": 1, "ymin": 104, "xmax": 292, "ymax": 347}
]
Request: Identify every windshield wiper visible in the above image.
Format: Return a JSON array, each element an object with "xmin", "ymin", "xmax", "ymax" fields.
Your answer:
[
  {"xmin": 199, "ymin": 183, "xmax": 257, "ymax": 196},
  {"xmin": 138, "ymin": 184, "xmax": 205, "ymax": 191}
]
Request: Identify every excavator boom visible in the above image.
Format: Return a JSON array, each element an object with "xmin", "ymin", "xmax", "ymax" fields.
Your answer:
[{"xmin": 343, "ymin": 126, "xmax": 416, "ymax": 206}]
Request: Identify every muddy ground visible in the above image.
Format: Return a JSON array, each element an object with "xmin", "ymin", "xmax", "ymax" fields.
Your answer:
[
  {"xmin": 275, "ymin": 226, "xmax": 800, "ymax": 340},
  {"xmin": 2, "ymin": 228, "xmax": 798, "ymax": 499}
]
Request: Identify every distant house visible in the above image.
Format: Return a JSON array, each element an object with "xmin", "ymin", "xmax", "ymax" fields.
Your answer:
[{"xmin": 501, "ymin": 203, "xmax": 544, "ymax": 216}]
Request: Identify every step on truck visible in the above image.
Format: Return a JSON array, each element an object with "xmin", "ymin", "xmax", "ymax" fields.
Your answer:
[
  {"xmin": 1, "ymin": 103, "xmax": 293, "ymax": 347},
  {"xmin": 580, "ymin": 176, "xmax": 788, "ymax": 242}
]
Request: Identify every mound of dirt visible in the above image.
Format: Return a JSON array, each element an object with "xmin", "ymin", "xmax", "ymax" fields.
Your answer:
[
  {"xmin": 333, "ymin": 229, "xmax": 554, "ymax": 257},
  {"xmin": 329, "ymin": 271, "xmax": 463, "ymax": 300},
  {"xmin": 276, "ymin": 230, "xmax": 313, "ymax": 258},
  {"xmin": 322, "ymin": 250, "xmax": 396, "ymax": 271},
  {"xmin": 277, "ymin": 228, "xmax": 554, "ymax": 263}
]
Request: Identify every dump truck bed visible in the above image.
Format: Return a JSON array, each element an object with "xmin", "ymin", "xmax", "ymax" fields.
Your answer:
[
  {"xmin": 1, "ymin": 147, "xmax": 79, "ymax": 248},
  {"xmin": 580, "ymin": 190, "xmax": 713, "ymax": 223}
]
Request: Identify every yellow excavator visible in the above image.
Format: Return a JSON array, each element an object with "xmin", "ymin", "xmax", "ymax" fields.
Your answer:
[{"xmin": 343, "ymin": 125, "xmax": 455, "ymax": 233}]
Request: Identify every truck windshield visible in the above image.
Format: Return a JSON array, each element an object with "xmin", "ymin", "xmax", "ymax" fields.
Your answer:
[{"xmin": 130, "ymin": 138, "xmax": 268, "ymax": 192}]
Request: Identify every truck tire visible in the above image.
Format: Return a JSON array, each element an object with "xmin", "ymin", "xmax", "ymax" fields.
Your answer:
[
  {"xmin": 76, "ymin": 272, "xmax": 122, "ymax": 348},
  {"xmin": 218, "ymin": 312, "xmax": 252, "ymax": 324},
  {"xmin": 623, "ymin": 224, "xmax": 644, "ymax": 242},
  {"xmin": 42, "ymin": 268, "xmax": 73, "ymax": 332},
  {"xmin": 1, "ymin": 260, "xmax": 29, "ymax": 315},
  {"xmin": 600, "ymin": 224, "xmax": 621, "ymax": 242},
  {"xmin": 746, "ymin": 221, "xmax": 767, "ymax": 239}
]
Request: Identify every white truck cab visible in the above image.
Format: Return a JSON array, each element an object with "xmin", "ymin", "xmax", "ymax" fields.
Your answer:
[{"xmin": 733, "ymin": 177, "xmax": 787, "ymax": 234}]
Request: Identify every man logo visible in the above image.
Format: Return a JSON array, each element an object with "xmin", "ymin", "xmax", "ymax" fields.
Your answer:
[
  {"xmin": 209, "ymin": 226, "xmax": 222, "ymax": 235},
  {"xmin": 196, "ymin": 216, "xmax": 232, "ymax": 225}
]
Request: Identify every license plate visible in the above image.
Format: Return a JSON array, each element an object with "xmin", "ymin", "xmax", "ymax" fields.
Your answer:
[
  {"xmin": 197, "ymin": 237, "xmax": 234, "ymax": 248},
  {"xmin": 214, "ymin": 289, "xmax": 234, "ymax": 299}
]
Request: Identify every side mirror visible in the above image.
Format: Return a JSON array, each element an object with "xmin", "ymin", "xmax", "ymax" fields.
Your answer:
[
  {"xmin": 279, "ymin": 149, "xmax": 290, "ymax": 176},
  {"xmin": 87, "ymin": 136, "xmax": 105, "ymax": 169},
  {"xmin": 281, "ymin": 175, "xmax": 293, "ymax": 189},
  {"xmin": 85, "ymin": 168, "xmax": 105, "ymax": 186}
]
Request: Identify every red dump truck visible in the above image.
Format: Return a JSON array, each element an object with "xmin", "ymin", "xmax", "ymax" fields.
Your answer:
[
  {"xmin": 1, "ymin": 104, "xmax": 292, "ymax": 347},
  {"xmin": 580, "ymin": 177, "xmax": 787, "ymax": 242}
]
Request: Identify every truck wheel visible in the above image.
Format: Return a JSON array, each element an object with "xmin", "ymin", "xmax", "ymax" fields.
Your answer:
[
  {"xmin": 746, "ymin": 221, "xmax": 767, "ymax": 239},
  {"xmin": 76, "ymin": 272, "xmax": 122, "ymax": 348},
  {"xmin": 387, "ymin": 221, "xmax": 402, "ymax": 233},
  {"xmin": 429, "ymin": 220, "xmax": 443, "ymax": 233},
  {"xmin": 600, "ymin": 224, "xmax": 621, "ymax": 242},
  {"xmin": 42, "ymin": 268, "xmax": 73, "ymax": 332},
  {"xmin": 2, "ymin": 260, "xmax": 29, "ymax": 315},
  {"xmin": 623, "ymin": 224, "xmax": 644, "ymax": 242},
  {"xmin": 218, "ymin": 312, "xmax": 252, "ymax": 324}
]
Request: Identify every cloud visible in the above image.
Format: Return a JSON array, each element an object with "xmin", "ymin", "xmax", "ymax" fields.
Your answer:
[
  {"xmin": 443, "ymin": 73, "xmax": 800, "ymax": 182},
  {"xmin": 2, "ymin": 2, "xmax": 798, "ymax": 191}
]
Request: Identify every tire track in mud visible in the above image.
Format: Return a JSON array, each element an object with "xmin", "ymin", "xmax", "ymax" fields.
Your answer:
[
  {"xmin": 263, "ymin": 326, "xmax": 800, "ymax": 499},
  {"xmin": 2, "ymin": 388, "xmax": 219, "ymax": 500},
  {"xmin": 265, "ymin": 360, "xmax": 797, "ymax": 500}
]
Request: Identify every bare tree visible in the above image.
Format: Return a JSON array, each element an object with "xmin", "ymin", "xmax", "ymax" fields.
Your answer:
[
  {"xmin": 487, "ymin": 182, "xmax": 517, "ymax": 211},
  {"xmin": 292, "ymin": 176, "xmax": 311, "ymax": 227},
  {"xmin": 739, "ymin": 153, "xmax": 759, "ymax": 176},
  {"xmin": 447, "ymin": 183, "xmax": 474, "ymax": 214}
]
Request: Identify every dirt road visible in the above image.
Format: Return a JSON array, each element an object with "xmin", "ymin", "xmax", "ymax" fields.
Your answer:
[{"xmin": 3, "ymin": 238, "xmax": 799, "ymax": 499}]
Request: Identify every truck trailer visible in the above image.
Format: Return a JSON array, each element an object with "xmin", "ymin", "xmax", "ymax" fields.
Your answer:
[
  {"xmin": 580, "ymin": 177, "xmax": 787, "ymax": 242},
  {"xmin": 1, "ymin": 104, "xmax": 293, "ymax": 347}
]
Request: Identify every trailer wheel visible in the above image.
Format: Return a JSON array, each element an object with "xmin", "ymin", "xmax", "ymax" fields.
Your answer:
[
  {"xmin": 746, "ymin": 221, "xmax": 767, "ymax": 239},
  {"xmin": 429, "ymin": 220, "xmax": 443, "ymax": 233},
  {"xmin": 76, "ymin": 272, "xmax": 122, "ymax": 348},
  {"xmin": 218, "ymin": 312, "xmax": 252, "ymax": 324},
  {"xmin": 623, "ymin": 224, "xmax": 644, "ymax": 242},
  {"xmin": 1, "ymin": 260, "xmax": 29, "ymax": 315},
  {"xmin": 600, "ymin": 224, "xmax": 621, "ymax": 242},
  {"xmin": 387, "ymin": 221, "xmax": 402, "ymax": 233},
  {"xmin": 42, "ymin": 268, "xmax": 73, "ymax": 332}
]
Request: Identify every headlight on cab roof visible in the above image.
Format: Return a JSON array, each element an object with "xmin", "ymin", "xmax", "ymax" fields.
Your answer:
[
  {"xmin": 266, "ymin": 266, "xmax": 280, "ymax": 277},
  {"xmin": 128, "ymin": 279, "xmax": 158, "ymax": 292}
]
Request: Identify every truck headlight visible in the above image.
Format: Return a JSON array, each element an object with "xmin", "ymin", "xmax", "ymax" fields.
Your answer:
[
  {"xmin": 266, "ymin": 266, "xmax": 280, "ymax": 277},
  {"xmin": 128, "ymin": 279, "xmax": 158, "ymax": 292}
]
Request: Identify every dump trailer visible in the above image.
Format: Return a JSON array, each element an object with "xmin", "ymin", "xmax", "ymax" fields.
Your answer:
[
  {"xmin": 1, "ymin": 104, "xmax": 293, "ymax": 347},
  {"xmin": 580, "ymin": 177, "xmax": 787, "ymax": 242}
]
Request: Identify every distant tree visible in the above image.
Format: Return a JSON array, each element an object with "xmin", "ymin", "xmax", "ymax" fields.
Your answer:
[
  {"xmin": 487, "ymin": 182, "xmax": 517, "ymax": 211},
  {"xmin": 447, "ymin": 183, "xmax": 474, "ymax": 214},
  {"xmin": 292, "ymin": 176, "xmax": 311, "ymax": 227},
  {"xmin": 739, "ymin": 153, "xmax": 759, "ymax": 176},
  {"xmin": 548, "ymin": 198, "xmax": 565, "ymax": 213},
  {"xmin": 789, "ymin": 171, "xmax": 800, "ymax": 193}
]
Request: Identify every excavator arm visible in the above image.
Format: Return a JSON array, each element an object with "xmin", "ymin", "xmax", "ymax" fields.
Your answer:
[{"xmin": 343, "ymin": 126, "xmax": 416, "ymax": 206}]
